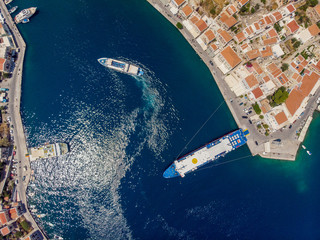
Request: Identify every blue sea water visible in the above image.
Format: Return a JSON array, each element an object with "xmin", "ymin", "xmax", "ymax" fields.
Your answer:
[{"xmin": 12, "ymin": 0, "xmax": 320, "ymax": 239}]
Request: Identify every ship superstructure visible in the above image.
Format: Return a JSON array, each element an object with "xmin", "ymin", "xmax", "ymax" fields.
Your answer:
[
  {"xmin": 163, "ymin": 129, "xmax": 249, "ymax": 178},
  {"xmin": 98, "ymin": 58, "xmax": 144, "ymax": 76},
  {"xmin": 28, "ymin": 143, "xmax": 69, "ymax": 161},
  {"xmin": 14, "ymin": 7, "xmax": 36, "ymax": 23}
]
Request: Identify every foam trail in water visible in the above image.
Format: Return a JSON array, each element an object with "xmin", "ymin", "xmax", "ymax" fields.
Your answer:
[{"xmin": 26, "ymin": 59, "xmax": 180, "ymax": 239}]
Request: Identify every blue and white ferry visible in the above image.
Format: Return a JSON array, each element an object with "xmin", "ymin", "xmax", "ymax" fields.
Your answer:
[
  {"xmin": 98, "ymin": 58, "xmax": 144, "ymax": 76},
  {"xmin": 163, "ymin": 129, "xmax": 249, "ymax": 178}
]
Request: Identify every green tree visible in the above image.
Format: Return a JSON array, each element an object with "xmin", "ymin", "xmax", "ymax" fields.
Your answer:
[
  {"xmin": 176, "ymin": 22, "xmax": 183, "ymax": 29},
  {"xmin": 20, "ymin": 220, "xmax": 31, "ymax": 232},
  {"xmin": 281, "ymin": 63, "xmax": 289, "ymax": 72},
  {"xmin": 252, "ymin": 102, "xmax": 261, "ymax": 114},
  {"xmin": 259, "ymin": 115, "xmax": 264, "ymax": 119},
  {"xmin": 15, "ymin": 231, "xmax": 23, "ymax": 238},
  {"xmin": 210, "ymin": 7, "xmax": 216, "ymax": 15}
]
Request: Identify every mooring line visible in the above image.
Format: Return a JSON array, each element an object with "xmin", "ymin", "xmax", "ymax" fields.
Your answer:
[{"xmin": 176, "ymin": 100, "xmax": 225, "ymax": 159}]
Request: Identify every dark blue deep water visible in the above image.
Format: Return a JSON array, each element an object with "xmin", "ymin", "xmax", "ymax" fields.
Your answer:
[{"xmin": 12, "ymin": 0, "xmax": 320, "ymax": 239}]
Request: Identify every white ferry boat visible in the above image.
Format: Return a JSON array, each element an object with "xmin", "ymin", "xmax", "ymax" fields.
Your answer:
[
  {"xmin": 164, "ymin": 129, "xmax": 249, "ymax": 178},
  {"xmin": 14, "ymin": 7, "xmax": 37, "ymax": 24},
  {"xmin": 98, "ymin": 58, "xmax": 144, "ymax": 76}
]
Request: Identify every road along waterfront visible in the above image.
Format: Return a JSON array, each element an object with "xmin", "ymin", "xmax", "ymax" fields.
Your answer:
[{"xmin": 0, "ymin": 2, "xmax": 47, "ymax": 239}]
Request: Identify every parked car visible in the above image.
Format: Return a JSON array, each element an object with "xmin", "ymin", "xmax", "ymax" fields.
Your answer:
[
  {"xmin": 249, "ymin": 119, "xmax": 252, "ymax": 124},
  {"xmin": 248, "ymin": 111, "xmax": 252, "ymax": 114},
  {"xmin": 255, "ymin": 141, "xmax": 258, "ymax": 146},
  {"xmin": 239, "ymin": 102, "xmax": 244, "ymax": 106},
  {"xmin": 242, "ymin": 116, "xmax": 248, "ymax": 119},
  {"xmin": 22, "ymin": 176, "xmax": 26, "ymax": 182}
]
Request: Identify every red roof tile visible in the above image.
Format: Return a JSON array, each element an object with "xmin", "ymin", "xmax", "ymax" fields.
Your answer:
[
  {"xmin": 286, "ymin": 88, "xmax": 305, "ymax": 116},
  {"xmin": 220, "ymin": 46, "xmax": 242, "ymax": 69},
  {"xmin": 246, "ymin": 49, "xmax": 261, "ymax": 60},
  {"xmin": 267, "ymin": 63, "xmax": 282, "ymax": 77},
  {"xmin": 263, "ymin": 37, "xmax": 278, "ymax": 45},
  {"xmin": 252, "ymin": 87, "xmax": 264, "ymax": 99},
  {"xmin": 286, "ymin": 4, "xmax": 295, "ymax": 13},
  {"xmin": 181, "ymin": 5, "xmax": 193, "ymax": 17},
  {"xmin": 234, "ymin": 32, "xmax": 246, "ymax": 43},
  {"xmin": 300, "ymin": 72, "xmax": 320, "ymax": 96},
  {"xmin": 245, "ymin": 74, "xmax": 259, "ymax": 88},
  {"xmin": 277, "ymin": 73, "xmax": 289, "ymax": 85},
  {"xmin": 0, "ymin": 226, "xmax": 9, "ymax": 236},
  {"xmin": 275, "ymin": 111, "xmax": 288, "ymax": 125},
  {"xmin": 252, "ymin": 62, "xmax": 263, "ymax": 75},
  {"xmin": 287, "ymin": 20, "xmax": 299, "ymax": 33},
  {"xmin": 308, "ymin": 24, "xmax": 320, "ymax": 36},
  {"xmin": 195, "ymin": 19, "xmax": 208, "ymax": 32}
]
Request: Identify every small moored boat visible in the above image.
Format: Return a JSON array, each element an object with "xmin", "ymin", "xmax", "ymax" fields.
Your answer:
[{"xmin": 9, "ymin": 6, "xmax": 18, "ymax": 14}]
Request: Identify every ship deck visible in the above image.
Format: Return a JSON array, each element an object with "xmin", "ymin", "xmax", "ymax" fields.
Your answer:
[{"xmin": 175, "ymin": 137, "xmax": 233, "ymax": 175}]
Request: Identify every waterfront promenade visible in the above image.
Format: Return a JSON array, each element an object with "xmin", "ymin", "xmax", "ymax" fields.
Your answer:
[
  {"xmin": 146, "ymin": 0, "xmax": 320, "ymax": 161},
  {"xmin": 0, "ymin": 2, "xmax": 47, "ymax": 239}
]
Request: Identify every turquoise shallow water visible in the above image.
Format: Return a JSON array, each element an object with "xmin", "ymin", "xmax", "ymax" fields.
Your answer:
[{"xmin": 11, "ymin": 0, "xmax": 320, "ymax": 239}]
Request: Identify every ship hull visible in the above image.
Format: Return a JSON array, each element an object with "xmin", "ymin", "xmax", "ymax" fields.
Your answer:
[
  {"xmin": 163, "ymin": 129, "xmax": 249, "ymax": 178},
  {"xmin": 98, "ymin": 58, "xmax": 144, "ymax": 76}
]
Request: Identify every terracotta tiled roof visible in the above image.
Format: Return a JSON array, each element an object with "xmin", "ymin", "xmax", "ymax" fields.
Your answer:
[
  {"xmin": 267, "ymin": 63, "xmax": 282, "ymax": 77},
  {"xmin": 224, "ymin": 16, "xmax": 237, "ymax": 28},
  {"xmin": 210, "ymin": 43, "xmax": 218, "ymax": 51},
  {"xmin": 277, "ymin": 73, "xmax": 289, "ymax": 85},
  {"xmin": 252, "ymin": 87, "xmax": 264, "ymax": 99},
  {"xmin": 195, "ymin": 19, "xmax": 208, "ymax": 32},
  {"xmin": 0, "ymin": 58, "xmax": 5, "ymax": 72},
  {"xmin": 227, "ymin": 5, "xmax": 237, "ymax": 15},
  {"xmin": 263, "ymin": 37, "xmax": 278, "ymax": 45},
  {"xmin": 260, "ymin": 46, "xmax": 273, "ymax": 58},
  {"xmin": 285, "ymin": 88, "xmax": 305, "ymax": 116},
  {"xmin": 286, "ymin": 4, "xmax": 296, "ymax": 13},
  {"xmin": 292, "ymin": 72, "xmax": 300, "ymax": 81},
  {"xmin": 252, "ymin": 62, "xmax": 263, "ymax": 75},
  {"xmin": 181, "ymin": 5, "xmax": 193, "ymax": 17},
  {"xmin": 246, "ymin": 49, "xmax": 261, "ymax": 60},
  {"xmin": 0, "ymin": 226, "xmax": 9, "ymax": 236},
  {"xmin": 190, "ymin": 15, "xmax": 199, "ymax": 24},
  {"xmin": 254, "ymin": 22, "xmax": 260, "ymax": 31},
  {"xmin": 267, "ymin": 28, "xmax": 278, "ymax": 38},
  {"xmin": 272, "ymin": 11, "xmax": 283, "ymax": 22},
  {"xmin": 275, "ymin": 111, "xmax": 288, "ymax": 125},
  {"xmin": 287, "ymin": 20, "xmax": 299, "ymax": 33},
  {"xmin": 234, "ymin": 32, "xmax": 246, "ymax": 42},
  {"xmin": 0, "ymin": 212, "xmax": 8, "ymax": 225},
  {"xmin": 308, "ymin": 24, "xmax": 320, "ymax": 36},
  {"xmin": 204, "ymin": 29, "xmax": 215, "ymax": 42},
  {"xmin": 245, "ymin": 74, "xmax": 259, "ymax": 88},
  {"xmin": 9, "ymin": 208, "xmax": 18, "ymax": 219},
  {"xmin": 217, "ymin": 29, "xmax": 233, "ymax": 43},
  {"xmin": 241, "ymin": 43, "xmax": 249, "ymax": 50},
  {"xmin": 263, "ymin": 75, "xmax": 271, "ymax": 82},
  {"xmin": 220, "ymin": 46, "xmax": 242, "ymax": 69},
  {"xmin": 264, "ymin": 16, "xmax": 272, "ymax": 25},
  {"xmin": 300, "ymin": 72, "xmax": 320, "ymax": 96},
  {"xmin": 173, "ymin": 0, "xmax": 185, "ymax": 7}
]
